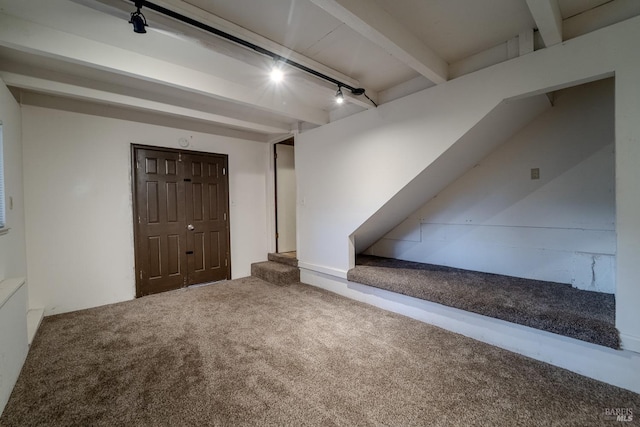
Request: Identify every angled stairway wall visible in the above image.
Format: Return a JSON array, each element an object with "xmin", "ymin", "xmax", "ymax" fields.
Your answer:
[
  {"xmin": 351, "ymin": 93, "xmax": 550, "ymax": 255},
  {"xmin": 296, "ymin": 15, "xmax": 640, "ymax": 352}
]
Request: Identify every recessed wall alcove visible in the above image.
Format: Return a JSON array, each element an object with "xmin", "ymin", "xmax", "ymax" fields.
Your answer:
[{"xmin": 349, "ymin": 78, "xmax": 617, "ymax": 348}]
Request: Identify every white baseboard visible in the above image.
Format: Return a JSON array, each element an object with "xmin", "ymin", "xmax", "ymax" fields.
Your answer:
[
  {"xmin": 297, "ymin": 261, "xmax": 347, "ymax": 279},
  {"xmin": 620, "ymin": 333, "xmax": 640, "ymax": 353},
  {"xmin": 300, "ymin": 268, "xmax": 640, "ymax": 394}
]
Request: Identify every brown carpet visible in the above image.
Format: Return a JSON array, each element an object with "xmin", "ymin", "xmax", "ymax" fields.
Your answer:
[
  {"xmin": 1, "ymin": 277, "xmax": 637, "ymax": 426},
  {"xmin": 349, "ymin": 255, "xmax": 619, "ymax": 349}
]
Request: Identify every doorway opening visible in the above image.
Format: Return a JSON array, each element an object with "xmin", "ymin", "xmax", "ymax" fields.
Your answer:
[
  {"xmin": 274, "ymin": 137, "xmax": 296, "ymax": 255},
  {"xmin": 132, "ymin": 145, "xmax": 231, "ymax": 297}
]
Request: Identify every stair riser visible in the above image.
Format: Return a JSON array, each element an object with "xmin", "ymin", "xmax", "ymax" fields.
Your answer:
[
  {"xmin": 251, "ymin": 263, "xmax": 299, "ymax": 286},
  {"xmin": 267, "ymin": 253, "xmax": 298, "ymax": 267}
]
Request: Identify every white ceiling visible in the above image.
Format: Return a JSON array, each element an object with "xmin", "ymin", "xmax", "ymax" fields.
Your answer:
[
  {"xmin": 559, "ymin": 0, "xmax": 612, "ymax": 18},
  {"xmin": 376, "ymin": 0, "xmax": 537, "ymax": 62},
  {"xmin": 0, "ymin": 0, "xmax": 638, "ymax": 140}
]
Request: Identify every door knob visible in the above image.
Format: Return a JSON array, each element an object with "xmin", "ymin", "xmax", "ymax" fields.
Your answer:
[{"xmin": 187, "ymin": 224, "xmax": 195, "ymax": 231}]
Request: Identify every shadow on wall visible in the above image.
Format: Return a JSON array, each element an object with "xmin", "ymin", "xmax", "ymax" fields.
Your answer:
[{"xmin": 352, "ymin": 92, "xmax": 554, "ymax": 255}]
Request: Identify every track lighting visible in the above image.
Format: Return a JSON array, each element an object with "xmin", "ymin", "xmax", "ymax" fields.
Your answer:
[
  {"xmin": 129, "ymin": 2, "xmax": 148, "ymax": 34},
  {"xmin": 335, "ymin": 86, "xmax": 344, "ymax": 104},
  {"xmin": 124, "ymin": 0, "xmax": 377, "ymax": 106}
]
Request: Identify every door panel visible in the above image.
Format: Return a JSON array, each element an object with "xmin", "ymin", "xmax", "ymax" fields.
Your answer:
[
  {"xmin": 209, "ymin": 184, "xmax": 219, "ymax": 220},
  {"xmin": 166, "ymin": 182, "xmax": 179, "ymax": 222},
  {"xmin": 209, "ymin": 231, "xmax": 222, "ymax": 269},
  {"xmin": 167, "ymin": 234, "xmax": 181, "ymax": 275},
  {"xmin": 193, "ymin": 231, "xmax": 205, "ymax": 271},
  {"xmin": 133, "ymin": 146, "xmax": 230, "ymax": 296},
  {"xmin": 147, "ymin": 236, "xmax": 161, "ymax": 278},
  {"xmin": 134, "ymin": 148, "xmax": 187, "ymax": 296},
  {"xmin": 184, "ymin": 153, "xmax": 230, "ymax": 285},
  {"xmin": 192, "ymin": 182, "xmax": 204, "ymax": 221}
]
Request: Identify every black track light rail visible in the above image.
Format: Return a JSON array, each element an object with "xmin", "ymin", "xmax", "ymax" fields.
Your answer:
[{"xmin": 129, "ymin": 0, "xmax": 377, "ymax": 106}]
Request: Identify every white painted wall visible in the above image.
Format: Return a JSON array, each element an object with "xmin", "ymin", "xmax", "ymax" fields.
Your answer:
[
  {"xmin": 614, "ymin": 57, "xmax": 640, "ymax": 354},
  {"xmin": 22, "ymin": 105, "xmax": 270, "ymax": 315},
  {"xmin": 296, "ymin": 17, "xmax": 640, "ymax": 352},
  {"xmin": 366, "ymin": 79, "xmax": 615, "ymax": 293},
  {"xmin": 0, "ymin": 78, "xmax": 28, "ymax": 416}
]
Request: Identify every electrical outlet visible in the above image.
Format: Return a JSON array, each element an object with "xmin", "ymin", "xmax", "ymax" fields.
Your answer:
[{"xmin": 531, "ymin": 168, "xmax": 540, "ymax": 180}]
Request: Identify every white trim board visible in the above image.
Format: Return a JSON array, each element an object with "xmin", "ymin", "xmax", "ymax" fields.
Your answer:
[
  {"xmin": 300, "ymin": 268, "xmax": 640, "ymax": 394},
  {"xmin": 297, "ymin": 261, "xmax": 348, "ymax": 279},
  {"xmin": 0, "ymin": 278, "xmax": 29, "ymax": 416},
  {"xmin": 0, "ymin": 277, "xmax": 25, "ymax": 308}
]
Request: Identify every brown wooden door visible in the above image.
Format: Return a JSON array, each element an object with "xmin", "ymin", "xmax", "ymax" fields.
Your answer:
[
  {"xmin": 133, "ymin": 146, "xmax": 230, "ymax": 297},
  {"xmin": 183, "ymin": 153, "xmax": 230, "ymax": 285}
]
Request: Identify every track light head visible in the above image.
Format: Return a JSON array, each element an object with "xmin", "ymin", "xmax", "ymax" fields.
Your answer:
[
  {"xmin": 270, "ymin": 58, "xmax": 285, "ymax": 83},
  {"xmin": 129, "ymin": 5, "xmax": 148, "ymax": 34},
  {"xmin": 270, "ymin": 66, "xmax": 283, "ymax": 83},
  {"xmin": 335, "ymin": 86, "xmax": 344, "ymax": 104}
]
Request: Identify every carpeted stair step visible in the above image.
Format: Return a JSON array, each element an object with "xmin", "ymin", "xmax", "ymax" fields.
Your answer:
[
  {"xmin": 251, "ymin": 261, "xmax": 299, "ymax": 286},
  {"xmin": 348, "ymin": 255, "xmax": 620, "ymax": 349},
  {"xmin": 267, "ymin": 252, "xmax": 298, "ymax": 267}
]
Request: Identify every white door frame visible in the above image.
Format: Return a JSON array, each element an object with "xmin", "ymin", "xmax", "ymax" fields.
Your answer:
[{"xmin": 266, "ymin": 133, "xmax": 296, "ymax": 254}]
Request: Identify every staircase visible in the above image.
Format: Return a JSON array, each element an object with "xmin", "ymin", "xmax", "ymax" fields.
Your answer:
[{"xmin": 251, "ymin": 252, "xmax": 299, "ymax": 285}]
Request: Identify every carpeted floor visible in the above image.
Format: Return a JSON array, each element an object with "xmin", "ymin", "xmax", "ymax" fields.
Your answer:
[
  {"xmin": 349, "ymin": 255, "xmax": 619, "ymax": 349},
  {"xmin": 2, "ymin": 277, "xmax": 637, "ymax": 426}
]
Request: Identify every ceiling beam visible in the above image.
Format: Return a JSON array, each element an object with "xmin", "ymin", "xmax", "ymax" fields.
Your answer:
[
  {"xmin": 0, "ymin": 14, "xmax": 329, "ymax": 125},
  {"xmin": 526, "ymin": 0, "xmax": 563, "ymax": 47},
  {"xmin": 0, "ymin": 72, "xmax": 291, "ymax": 134},
  {"xmin": 308, "ymin": 0, "xmax": 448, "ymax": 84},
  {"xmin": 344, "ymin": 91, "xmax": 377, "ymax": 109}
]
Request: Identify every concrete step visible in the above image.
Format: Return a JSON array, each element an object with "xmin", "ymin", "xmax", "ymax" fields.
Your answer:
[
  {"xmin": 251, "ymin": 261, "xmax": 300, "ymax": 286},
  {"xmin": 267, "ymin": 252, "xmax": 298, "ymax": 267}
]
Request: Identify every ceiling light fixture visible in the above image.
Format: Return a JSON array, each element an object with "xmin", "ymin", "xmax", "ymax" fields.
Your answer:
[
  {"xmin": 129, "ymin": 2, "xmax": 148, "ymax": 34},
  {"xmin": 270, "ymin": 62, "xmax": 284, "ymax": 83},
  {"xmin": 125, "ymin": 0, "xmax": 377, "ymax": 107},
  {"xmin": 335, "ymin": 86, "xmax": 344, "ymax": 104}
]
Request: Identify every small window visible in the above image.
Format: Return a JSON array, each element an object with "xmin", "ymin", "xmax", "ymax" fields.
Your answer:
[{"xmin": 0, "ymin": 123, "xmax": 5, "ymax": 229}]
